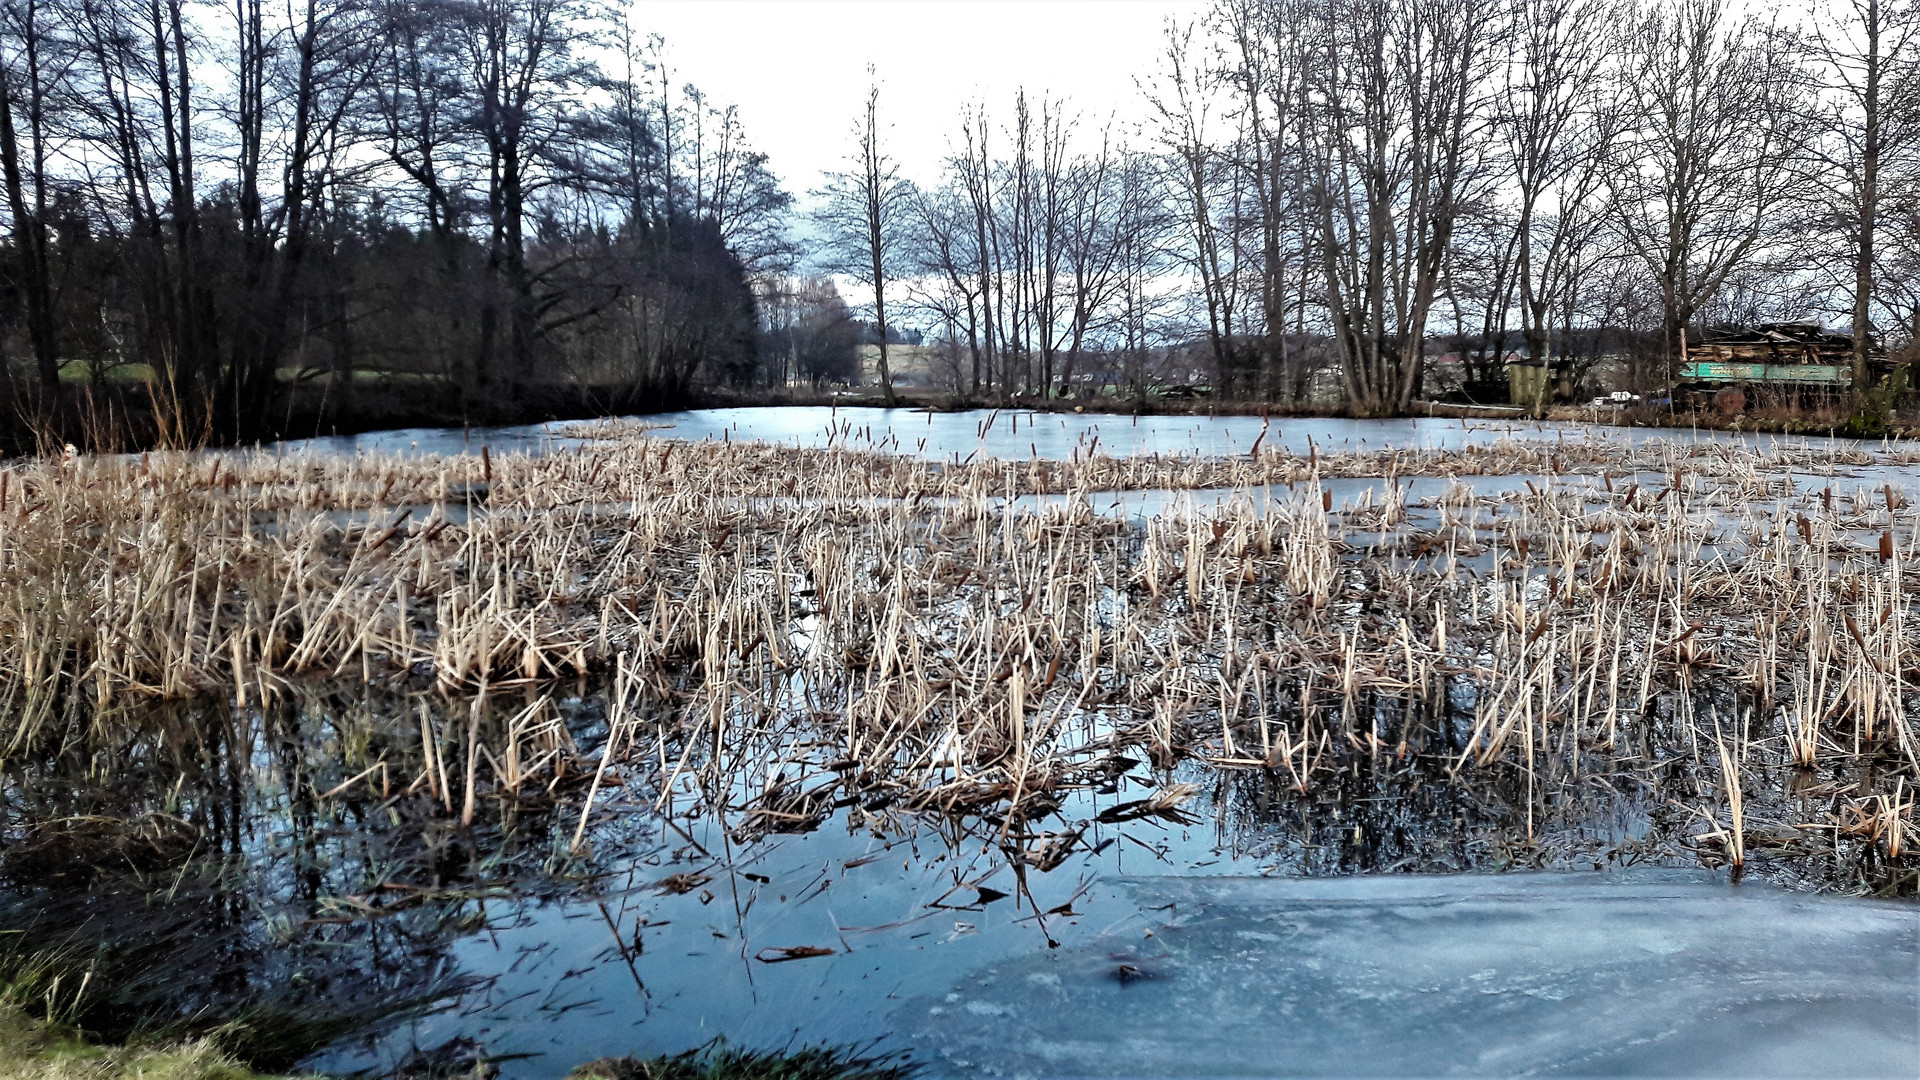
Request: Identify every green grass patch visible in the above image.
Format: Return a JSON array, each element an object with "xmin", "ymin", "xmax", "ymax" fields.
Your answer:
[{"xmin": 0, "ymin": 1005, "xmax": 278, "ymax": 1080}]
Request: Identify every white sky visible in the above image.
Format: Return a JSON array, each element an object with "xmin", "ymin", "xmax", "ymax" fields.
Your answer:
[{"xmin": 625, "ymin": 0, "xmax": 1211, "ymax": 194}]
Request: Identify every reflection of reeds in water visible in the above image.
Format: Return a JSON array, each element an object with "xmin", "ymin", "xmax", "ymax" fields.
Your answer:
[
  {"xmin": 0, "ymin": 688, "xmax": 608, "ymax": 1062},
  {"xmin": 0, "ymin": 434, "xmax": 1914, "ymax": 888}
]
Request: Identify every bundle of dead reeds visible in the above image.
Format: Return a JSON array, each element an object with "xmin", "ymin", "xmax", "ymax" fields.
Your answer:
[{"xmin": 0, "ymin": 432, "xmax": 1912, "ymax": 880}]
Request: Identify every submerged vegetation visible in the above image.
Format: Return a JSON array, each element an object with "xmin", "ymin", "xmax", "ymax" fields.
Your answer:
[
  {"xmin": 0, "ymin": 424, "xmax": 1916, "ymax": 1066},
  {"xmin": 0, "ymin": 1006, "xmax": 903, "ymax": 1080},
  {"xmin": 567, "ymin": 1043, "xmax": 915, "ymax": 1080}
]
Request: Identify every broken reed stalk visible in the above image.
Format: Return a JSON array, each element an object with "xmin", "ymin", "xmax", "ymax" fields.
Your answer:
[
  {"xmin": 573, "ymin": 654, "xmax": 634, "ymax": 853},
  {"xmin": 1715, "ymin": 720, "xmax": 1747, "ymax": 878}
]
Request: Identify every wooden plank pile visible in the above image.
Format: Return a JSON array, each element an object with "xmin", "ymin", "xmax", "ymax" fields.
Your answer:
[
  {"xmin": 1690, "ymin": 322, "xmax": 1867, "ymax": 366},
  {"xmin": 1681, "ymin": 322, "xmax": 1885, "ymax": 389}
]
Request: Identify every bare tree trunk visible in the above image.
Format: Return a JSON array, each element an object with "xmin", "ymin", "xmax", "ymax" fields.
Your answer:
[
  {"xmin": 859, "ymin": 78, "xmax": 896, "ymax": 406},
  {"xmin": 0, "ymin": 58, "xmax": 57, "ymax": 399},
  {"xmin": 1609, "ymin": 0, "xmax": 1805, "ymax": 390}
]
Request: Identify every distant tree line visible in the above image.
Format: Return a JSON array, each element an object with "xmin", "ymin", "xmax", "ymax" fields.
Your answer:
[
  {"xmin": 0, "ymin": 0, "xmax": 799, "ymax": 448},
  {"xmin": 820, "ymin": 0, "xmax": 1919, "ymax": 416},
  {"xmin": 3, "ymin": 0, "xmax": 1916, "ymax": 449}
]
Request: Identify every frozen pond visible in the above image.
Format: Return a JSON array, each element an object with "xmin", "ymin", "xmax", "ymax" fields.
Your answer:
[
  {"xmin": 305, "ymin": 791, "xmax": 1917, "ymax": 1080},
  {"xmin": 908, "ymin": 872, "xmax": 1919, "ymax": 1078},
  {"xmin": 267, "ymin": 406, "xmax": 1885, "ymax": 463},
  {"xmin": 645, "ymin": 407, "xmax": 1871, "ymax": 461},
  {"xmin": 14, "ymin": 405, "xmax": 1916, "ymax": 1078}
]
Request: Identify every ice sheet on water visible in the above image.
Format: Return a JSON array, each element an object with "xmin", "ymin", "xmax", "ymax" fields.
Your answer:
[
  {"xmin": 644, "ymin": 408, "xmax": 1850, "ymax": 462},
  {"xmin": 264, "ymin": 408, "xmax": 1870, "ymax": 463},
  {"xmin": 901, "ymin": 870, "xmax": 1918, "ymax": 1078}
]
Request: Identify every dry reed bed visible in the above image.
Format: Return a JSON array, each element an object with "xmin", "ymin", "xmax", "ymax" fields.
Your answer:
[
  {"xmin": 43, "ymin": 430, "xmax": 1893, "ymax": 513},
  {"xmin": 0, "ymin": 434, "xmax": 1914, "ymax": 880}
]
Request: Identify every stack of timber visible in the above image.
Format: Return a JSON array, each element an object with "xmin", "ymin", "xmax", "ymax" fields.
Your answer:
[{"xmin": 1680, "ymin": 322, "xmax": 1882, "ymax": 389}]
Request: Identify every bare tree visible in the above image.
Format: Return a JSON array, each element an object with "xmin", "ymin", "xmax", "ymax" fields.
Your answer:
[
  {"xmin": 813, "ymin": 67, "xmax": 912, "ymax": 405},
  {"xmin": 1219, "ymin": 0, "xmax": 1318, "ymax": 402},
  {"xmin": 1801, "ymin": 0, "xmax": 1920, "ymax": 404},
  {"xmin": 908, "ymin": 176, "xmax": 984, "ymax": 394},
  {"xmin": 461, "ymin": 0, "xmax": 599, "ymax": 387},
  {"xmin": 1607, "ymin": 0, "xmax": 1810, "ymax": 383},
  {"xmin": 957, "ymin": 101, "xmax": 1002, "ymax": 396},
  {"xmin": 1057, "ymin": 126, "xmax": 1131, "ymax": 394},
  {"xmin": 0, "ymin": 0, "xmax": 68, "ymax": 400},
  {"xmin": 1305, "ymin": 0, "xmax": 1506, "ymax": 415},
  {"xmin": 1146, "ymin": 20, "xmax": 1247, "ymax": 395},
  {"xmin": 1501, "ymin": 0, "xmax": 1616, "ymax": 370},
  {"xmin": 1112, "ymin": 148, "xmax": 1176, "ymax": 403},
  {"xmin": 224, "ymin": 0, "xmax": 378, "ymax": 438}
]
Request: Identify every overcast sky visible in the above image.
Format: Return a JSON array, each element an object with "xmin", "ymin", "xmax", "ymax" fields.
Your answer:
[{"xmin": 626, "ymin": 0, "xmax": 1210, "ymax": 196}]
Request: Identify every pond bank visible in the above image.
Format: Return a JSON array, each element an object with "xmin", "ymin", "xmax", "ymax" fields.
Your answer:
[
  {"xmin": 0, "ymin": 1006, "xmax": 267, "ymax": 1080},
  {"xmin": 9, "ymin": 383, "xmax": 1906, "ymax": 460}
]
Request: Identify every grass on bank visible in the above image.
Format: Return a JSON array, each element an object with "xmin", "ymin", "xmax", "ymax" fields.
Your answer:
[{"xmin": 0, "ymin": 1006, "xmax": 266, "ymax": 1080}]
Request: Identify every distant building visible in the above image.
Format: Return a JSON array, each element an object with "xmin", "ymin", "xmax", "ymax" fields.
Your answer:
[{"xmin": 1506, "ymin": 355, "xmax": 1574, "ymax": 413}]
